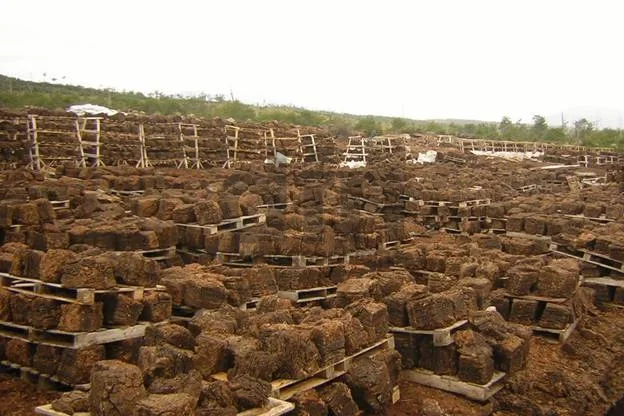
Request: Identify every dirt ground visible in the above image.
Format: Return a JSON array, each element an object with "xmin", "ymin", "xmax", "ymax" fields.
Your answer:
[{"xmin": 0, "ymin": 374, "xmax": 60, "ymax": 416}]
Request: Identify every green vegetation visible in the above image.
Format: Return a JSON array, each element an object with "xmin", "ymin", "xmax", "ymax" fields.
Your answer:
[{"xmin": 1, "ymin": 74, "xmax": 622, "ymax": 148}]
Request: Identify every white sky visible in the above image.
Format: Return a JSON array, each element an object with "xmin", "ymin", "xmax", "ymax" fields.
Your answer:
[{"xmin": 2, "ymin": 0, "xmax": 623, "ymax": 125}]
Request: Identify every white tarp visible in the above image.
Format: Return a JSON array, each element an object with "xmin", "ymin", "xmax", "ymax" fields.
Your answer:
[
  {"xmin": 340, "ymin": 160, "xmax": 367, "ymax": 168},
  {"xmin": 413, "ymin": 150, "xmax": 437, "ymax": 164},
  {"xmin": 264, "ymin": 152, "xmax": 293, "ymax": 166},
  {"xmin": 470, "ymin": 150, "xmax": 543, "ymax": 161},
  {"xmin": 67, "ymin": 104, "xmax": 119, "ymax": 116}
]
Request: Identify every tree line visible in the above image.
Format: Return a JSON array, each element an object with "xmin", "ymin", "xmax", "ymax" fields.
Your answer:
[{"xmin": 1, "ymin": 74, "xmax": 622, "ymax": 148}]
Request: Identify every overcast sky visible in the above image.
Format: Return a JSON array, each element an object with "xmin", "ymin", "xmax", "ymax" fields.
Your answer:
[{"xmin": 2, "ymin": 0, "xmax": 623, "ymax": 126}]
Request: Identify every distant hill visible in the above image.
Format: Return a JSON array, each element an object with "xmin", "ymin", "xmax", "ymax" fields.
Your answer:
[
  {"xmin": 0, "ymin": 73, "xmax": 491, "ymax": 136},
  {"xmin": 0, "ymin": 74, "xmax": 622, "ymax": 147}
]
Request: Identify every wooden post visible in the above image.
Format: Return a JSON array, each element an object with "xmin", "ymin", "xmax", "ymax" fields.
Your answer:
[
  {"xmin": 178, "ymin": 123, "xmax": 189, "ymax": 169},
  {"xmin": 27, "ymin": 115, "xmax": 41, "ymax": 171},
  {"xmin": 136, "ymin": 123, "xmax": 151, "ymax": 168},
  {"xmin": 223, "ymin": 125, "xmax": 239, "ymax": 168}
]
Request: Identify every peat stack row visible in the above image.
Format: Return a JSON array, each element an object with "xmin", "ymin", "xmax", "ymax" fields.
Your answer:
[{"xmin": 0, "ymin": 244, "xmax": 172, "ymax": 386}]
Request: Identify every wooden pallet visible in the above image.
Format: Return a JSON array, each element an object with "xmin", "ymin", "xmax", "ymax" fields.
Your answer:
[
  {"xmin": 583, "ymin": 277, "xmax": 624, "ymax": 306},
  {"xmin": 108, "ymin": 189, "xmax": 144, "ymax": 196},
  {"xmin": 351, "ymin": 209, "xmax": 385, "ymax": 217},
  {"xmin": 563, "ymin": 214, "xmax": 614, "ymax": 223},
  {"xmin": 483, "ymin": 228, "xmax": 508, "ymax": 235},
  {"xmin": 216, "ymin": 252, "xmax": 350, "ymax": 268},
  {"xmin": 137, "ymin": 246, "xmax": 177, "ymax": 261},
  {"xmin": 0, "ymin": 320, "xmax": 150, "ymax": 348},
  {"xmin": 404, "ymin": 369, "xmax": 506, "ymax": 402},
  {"xmin": 35, "ymin": 397, "xmax": 294, "ymax": 416},
  {"xmin": 418, "ymin": 199, "xmax": 491, "ymax": 208},
  {"xmin": 399, "ymin": 195, "xmax": 425, "ymax": 204},
  {"xmin": 176, "ymin": 246, "xmax": 211, "ymax": 261},
  {"xmin": 213, "ymin": 336, "xmax": 395, "ymax": 400},
  {"xmin": 50, "ymin": 200, "xmax": 70, "ymax": 210},
  {"xmin": 347, "ymin": 196, "xmax": 404, "ymax": 212},
  {"xmin": 420, "ymin": 200, "xmax": 454, "ymax": 207},
  {"xmin": 442, "ymin": 228, "xmax": 470, "ymax": 236},
  {"xmin": 257, "ymin": 202, "xmax": 293, "ymax": 210},
  {"xmin": 410, "ymin": 270, "xmax": 435, "ymax": 280},
  {"xmin": 272, "ymin": 336, "xmax": 394, "ymax": 400},
  {"xmin": 532, "ymin": 317, "xmax": 580, "ymax": 343},
  {"xmin": 172, "ymin": 295, "xmax": 260, "ymax": 319},
  {"xmin": 401, "ymin": 212, "xmax": 443, "ymax": 221},
  {"xmin": 505, "ymin": 231, "xmax": 552, "ymax": 242},
  {"xmin": 278, "ymin": 286, "xmax": 337, "ymax": 303},
  {"xmin": 550, "ymin": 243, "xmax": 624, "ymax": 274},
  {"xmin": 583, "ymin": 277, "xmax": 624, "ymax": 289},
  {"xmin": 518, "ymin": 184, "xmax": 538, "ymax": 192},
  {"xmin": 503, "ymin": 291, "xmax": 569, "ymax": 304},
  {"xmin": 241, "ymin": 297, "xmax": 261, "ymax": 311},
  {"xmin": 0, "ymin": 273, "xmax": 166, "ymax": 305},
  {"xmin": 0, "ymin": 360, "xmax": 88, "ymax": 390},
  {"xmin": 268, "ymin": 359, "xmax": 349, "ymax": 400},
  {"xmin": 454, "ymin": 199, "xmax": 491, "ymax": 208},
  {"xmin": 390, "ymin": 320, "xmax": 468, "ymax": 346},
  {"xmin": 381, "ymin": 238, "xmax": 416, "ymax": 250},
  {"xmin": 176, "ymin": 214, "xmax": 266, "ymax": 235}
]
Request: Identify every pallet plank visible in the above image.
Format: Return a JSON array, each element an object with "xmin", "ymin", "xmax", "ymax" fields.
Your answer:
[
  {"xmin": 390, "ymin": 320, "xmax": 468, "ymax": 346},
  {"xmin": 0, "ymin": 273, "xmax": 165, "ymax": 305},
  {"xmin": 277, "ymin": 286, "xmax": 337, "ymax": 302},
  {"xmin": 404, "ymin": 369, "xmax": 506, "ymax": 402},
  {"xmin": 532, "ymin": 317, "xmax": 580, "ymax": 343},
  {"xmin": 0, "ymin": 320, "xmax": 150, "ymax": 348},
  {"xmin": 583, "ymin": 277, "xmax": 624, "ymax": 288},
  {"xmin": 176, "ymin": 214, "xmax": 266, "ymax": 235}
]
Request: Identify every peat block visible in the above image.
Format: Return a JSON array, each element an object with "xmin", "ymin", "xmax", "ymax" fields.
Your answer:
[
  {"xmin": 318, "ymin": 382, "xmax": 359, "ymax": 416},
  {"xmin": 60, "ymin": 256, "xmax": 116, "ymax": 289},
  {"xmin": 90, "ymin": 360, "xmax": 147, "ymax": 416},
  {"xmin": 136, "ymin": 393, "xmax": 196, "ymax": 416},
  {"xmin": 455, "ymin": 330, "xmax": 494, "ymax": 385},
  {"xmin": 58, "ymin": 302, "xmax": 104, "ymax": 332},
  {"xmin": 140, "ymin": 291, "xmax": 172, "ymax": 323},
  {"xmin": 58, "ymin": 344, "xmax": 105, "ymax": 385},
  {"xmin": 345, "ymin": 356, "xmax": 393, "ymax": 414},
  {"xmin": 103, "ymin": 294, "xmax": 144, "ymax": 326},
  {"xmin": 230, "ymin": 374, "xmax": 271, "ymax": 411},
  {"xmin": 508, "ymin": 299, "xmax": 538, "ymax": 325}
]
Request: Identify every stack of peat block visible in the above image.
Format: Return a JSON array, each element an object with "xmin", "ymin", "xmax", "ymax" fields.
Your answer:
[
  {"xmin": 0, "ymin": 242, "xmax": 172, "ymax": 387},
  {"xmin": 131, "ymin": 189, "xmax": 267, "ymax": 263},
  {"xmin": 0, "ymin": 110, "xmax": 27, "ymax": 168},
  {"xmin": 561, "ymin": 223, "xmax": 624, "ymax": 307},
  {"xmin": 36, "ymin": 296, "xmax": 400, "ymax": 416},
  {"xmin": 373, "ymin": 260, "xmax": 529, "ymax": 401},
  {"xmin": 401, "ymin": 183, "xmax": 495, "ymax": 235},
  {"xmin": 492, "ymin": 256, "xmax": 588, "ymax": 342}
]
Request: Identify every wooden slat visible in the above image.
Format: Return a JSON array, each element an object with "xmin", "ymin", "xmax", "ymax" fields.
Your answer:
[{"xmin": 404, "ymin": 369, "xmax": 506, "ymax": 402}]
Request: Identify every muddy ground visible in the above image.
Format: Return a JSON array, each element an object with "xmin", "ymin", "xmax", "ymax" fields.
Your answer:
[{"xmin": 0, "ymin": 374, "xmax": 61, "ymax": 416}]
